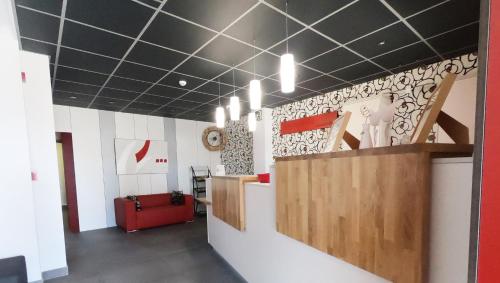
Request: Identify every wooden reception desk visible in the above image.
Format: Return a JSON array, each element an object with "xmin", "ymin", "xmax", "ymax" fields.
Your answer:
[
  {"xmin": 274, "ymin": 144, "xmax": 473, "ymax": 283},
  {"xmin": 211, "ymin": 175, "xmax": 258, "ymax": 231}
]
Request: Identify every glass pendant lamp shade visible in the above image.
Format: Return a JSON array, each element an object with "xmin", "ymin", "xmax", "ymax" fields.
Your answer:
[
  {"xmin": 249, "ymin": 79, "xmax": 262, "ymax": 110},
  {"xmin": 230, "ymin": 96, "xmax": 240, "ymax": 121},
  {"xmin": 280, "ymin": 53, "xmax": 295, "ymax": 93},
  {"xmin": 215, "ymin": 106, "xmax": 225, "ymax": 128},
  {"xmin": 248, "ymin": 112, "xmax": 256, "ymax": 132}
]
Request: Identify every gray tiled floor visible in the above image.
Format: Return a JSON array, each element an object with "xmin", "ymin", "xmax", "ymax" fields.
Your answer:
[{"xmin": 48, "ymin": 212, "xmax": 244, "ymax": 283}]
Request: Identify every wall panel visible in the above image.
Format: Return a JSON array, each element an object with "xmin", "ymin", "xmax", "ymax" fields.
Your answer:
[
  {"xmin": 134, "ymin": 114, "xmax": 148, "ymax": 140},
  {"xmin": 148, "ymin": 116, "xmax": 164, "ymax": 140},
  {"xmin": 138, "ymin": 174, "xmax": 152, "ymax": 195},
  {"xmin": 99, "ymin": 110, "xmax": 120, "ymax": 227},
  {"xmin": 115, "ymin": 112, "xmax": 134, "ymax": 139},
  {"xmin": 21, "ymin": 51, "xmax": 67, "ymax": 273},
  {"xmin": 119, "ymin": 175, "xmax": 139, "ymax": 197},
  {"xmin": 70, "ymin": 107, "xmax": 107, "ymax": 231},
  {"xmin": 151, "ymin": 174, "xmax": 168, "ymax": 194}
]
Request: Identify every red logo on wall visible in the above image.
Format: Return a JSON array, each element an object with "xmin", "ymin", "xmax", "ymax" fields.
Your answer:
[{"xmin": 135, "ymin": 140, "xmax": 167, "ymax": 164}]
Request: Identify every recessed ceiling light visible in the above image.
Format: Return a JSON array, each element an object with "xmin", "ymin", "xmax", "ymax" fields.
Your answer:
[
  {"xmin": 69, "ymin": 96, "xmax": 77, "ymax": 99},
  {"xmin": 179, "ymin": 79, "xmax": 187, "ymax": 87},
  {"xmin": 109, "ymin": 101, "xmax": 115, "ymax": 104},
  {"xmin": 378, "ymin": 41, "xmax": 385, "ymax": 46}
]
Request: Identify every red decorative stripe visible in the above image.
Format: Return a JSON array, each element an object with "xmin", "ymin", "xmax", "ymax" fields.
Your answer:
[
  {"xmin": 478, "ymin": 1, "xmax": 500, "ymax": 281},
  {"xmin": 280, "ymin": 111, "xmax": 338, "ymax": 135},
  {"xmin": 135, "ymin": 140, "xmax": 151, "ymax": 163}
]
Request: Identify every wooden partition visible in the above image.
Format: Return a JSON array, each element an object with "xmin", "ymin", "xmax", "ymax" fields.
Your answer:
[
  {"xmin": 212, "ymin": 175, "xmax": 258, "ymax": 231},
  {"xmin": 275, "ymin": 144, "xmax": 473, "ymax": 283}
]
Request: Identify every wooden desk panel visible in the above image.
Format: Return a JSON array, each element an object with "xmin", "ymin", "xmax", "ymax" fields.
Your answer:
[
  {"xmin": 212, "ymin": 176, "xmax": 258, "ymax": 231},
  {"xmin": 276, "ymin": 144, "xmax": 473, "ymax": 283}
]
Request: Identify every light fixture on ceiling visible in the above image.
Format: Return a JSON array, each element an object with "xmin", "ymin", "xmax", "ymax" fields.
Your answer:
[
  {"xmin": 179, "ymin": 79, "xmax": 187, "ymax": 87},
  {"xmin": 248, "ymin": 112, "xmax": 256, "ymax": 132},
  {"xmin": 249, "ymin": 40, "xmax": 262, "ymax": 110},
  {"xmin": 69, "ymin": 96, "xmax": 77, "ymax": 99},
  {"xmin": 378, "ymin": 41, "xmax": 385, "ymax": 46},
  {"xmin": 215, "ymin": 79, "xmax": 225, "ymax": 128},
  {"xmin": 230, "ymin": 69, "xmax": 240, "ymax": 121},
  {"xmin": 280, "ymin": 0, "xmax": 295, "ymax": 94}
]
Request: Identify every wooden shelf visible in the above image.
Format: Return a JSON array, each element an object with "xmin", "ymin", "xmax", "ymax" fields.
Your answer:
[{"xmin": 195, "ymin": 197, "xmax": 211, "ymax": 205}]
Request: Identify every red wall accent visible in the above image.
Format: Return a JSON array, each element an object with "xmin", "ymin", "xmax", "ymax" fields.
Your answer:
[
  {"xmin": 280, "ymin": 111, "xmax": 338, "ymax": 135},
  {"xmin": 478, "ymin": 0, "xmax": 500, "ymax": 281},
  {"xmin": 60, "ymin": 133, "xmax": 79, "ymax": 233}
]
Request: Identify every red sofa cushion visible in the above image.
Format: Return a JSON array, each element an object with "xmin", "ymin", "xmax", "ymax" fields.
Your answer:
[
  {"xmin": 137, "ymin": 194, "xmax": 171, "ymax": 208},
  {"xmin": 136, "ymin": 205, "xmax": 189, "ymax": 229}
]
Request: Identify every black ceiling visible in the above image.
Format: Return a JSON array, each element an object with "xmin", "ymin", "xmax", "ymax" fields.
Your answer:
[{"xmin": 15, "ymin": 0, "xmax": 479, "ymax": 122}]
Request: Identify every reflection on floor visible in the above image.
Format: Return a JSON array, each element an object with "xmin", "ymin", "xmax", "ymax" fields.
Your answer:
[{"xmin": 49, "ymin": 211, "xmax": 244, "ymax": 283}]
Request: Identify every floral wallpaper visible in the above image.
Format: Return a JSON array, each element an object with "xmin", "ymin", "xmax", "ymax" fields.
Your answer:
[
  {"xmin": 273, "ymin": 53, "xmax": 478, "ymax": 157},
  {"xmin": 221, "ymin": 116, "xmax": 254, "ymax": 175}
]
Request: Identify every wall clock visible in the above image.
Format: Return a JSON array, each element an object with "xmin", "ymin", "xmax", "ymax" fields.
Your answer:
[{"xmin": 202, "ymin": 126, "xmax": 226, "ymax": 151}]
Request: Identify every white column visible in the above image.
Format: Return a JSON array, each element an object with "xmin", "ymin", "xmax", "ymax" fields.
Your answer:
[{"xmin": 253, "ymin": 108, "xmax": 273, "ymax": 173}]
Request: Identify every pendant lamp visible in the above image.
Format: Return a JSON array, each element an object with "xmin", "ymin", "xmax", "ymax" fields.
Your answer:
[
  {"xmin": 249, "ymin": 40, "xmax": 262, "ymax": 110},
  {"xmin": 280, "ymin": 0, "xmax": 295, "ymax": 93},
  {"xmin": 248, "ymin": 112, "xmax": 257, "ymax": 132}
]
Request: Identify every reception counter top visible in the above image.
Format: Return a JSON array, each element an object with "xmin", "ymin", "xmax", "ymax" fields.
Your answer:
[{"xmin": 274, "ymin": 143, "xmax": 473, "ymax": 161}]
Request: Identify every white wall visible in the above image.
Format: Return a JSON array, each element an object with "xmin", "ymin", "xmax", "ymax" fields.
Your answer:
[
  {"xmin": 0, "ymin": 1, "xmax": 42, "ymax": 281},
  {"xmin": 21, "ymin": 51, "xmax": 67, "ymax": 274},
  {"xmin": 70, "ymin": 107, "xmax": 108, "ymax": 231},
  {"xmin": 253, "ymin": 108, "xmax": 273, "ymax": 173},
  {"xmin": 52, "ymin": 107, "xmax": 221, "ymax": 228},
  {"xmin": 53, "ymin": 106, "xmax": 170, "ymax": 229},
  {"xmin": 175, "ymin": 119, "xmax": 221, "ymax": 193}
]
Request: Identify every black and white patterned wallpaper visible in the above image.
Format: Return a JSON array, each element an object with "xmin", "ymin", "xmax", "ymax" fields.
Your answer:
[
  {"xmin": 273, "ymin": 53, "xmax": 478, "ymax": 157},
  {"xmin": 221, "ymin": 116, "xmax": 254, "ymax": 175}
]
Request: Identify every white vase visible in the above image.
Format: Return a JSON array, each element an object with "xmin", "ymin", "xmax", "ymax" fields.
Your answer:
[
  {"xmin": 359, "ymin": 123, "xmax": 373, "ymax": 149},
  {"xmin": 377, "ymin": 121, "xmax": 391, "ymax": 147}
]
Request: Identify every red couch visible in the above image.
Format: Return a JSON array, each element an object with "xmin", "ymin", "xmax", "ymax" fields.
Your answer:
[{"xmin": 114, "ymin": 193, "xmax": 194, "ymax": 232}]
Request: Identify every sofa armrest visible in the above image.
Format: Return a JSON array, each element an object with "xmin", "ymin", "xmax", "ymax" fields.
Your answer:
[
  {"xmin": 184, "ymin": 195, "xmax": 194, "ymax": 221},
  {"xmin": 114, "ymin": 198, "xmax": 137, "ymax": 232}
]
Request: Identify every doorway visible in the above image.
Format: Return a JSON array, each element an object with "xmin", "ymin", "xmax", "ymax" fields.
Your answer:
[{"xmin": 56, "ymin": 132, "xmax": 79, "ymax": 233}]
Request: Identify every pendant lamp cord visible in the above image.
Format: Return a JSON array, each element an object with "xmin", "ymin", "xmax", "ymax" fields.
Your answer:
[
  {"xmin": 218, "ymin": 78, "xmax": 221, "ymax": 106},
  {"xmin": 232, "ymin": 68, "xmax": 236, "ymax": 97},
  {"xmin": 253, "ymin": 39, "xmax": 256, "ymax": 79},
  {"xmin": 285, "ymin": 0, "xmax": 289, "ymax": 53}
]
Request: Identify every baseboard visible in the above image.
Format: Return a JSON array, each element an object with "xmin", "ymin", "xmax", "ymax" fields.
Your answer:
[
  {"xmin": 208, "ymin": 244, "xmax": 247, "ymax": 283},
  {"xmin": 42, "ymin": 266, "xmax": 68, "ymax": 281}
]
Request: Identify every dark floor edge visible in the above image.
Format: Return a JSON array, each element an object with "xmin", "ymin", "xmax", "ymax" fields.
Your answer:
[
  {"xmin": 208, "ymin": 244, "xmax": 247, "ymax": 283},
  {"xmin": 42, "ymin": 266, "xmax": 68, "ymax": 281}
]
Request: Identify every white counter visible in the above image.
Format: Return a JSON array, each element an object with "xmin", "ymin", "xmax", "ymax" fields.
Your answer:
[{"xmin": 206, "ymin": 157, "xmax": 473, "ymax": 283}]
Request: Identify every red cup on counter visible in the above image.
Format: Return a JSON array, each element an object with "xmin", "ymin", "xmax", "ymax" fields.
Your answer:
[{"xmin": 257, "ymin": 173, "xmax": 270, "ymax": 183}]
